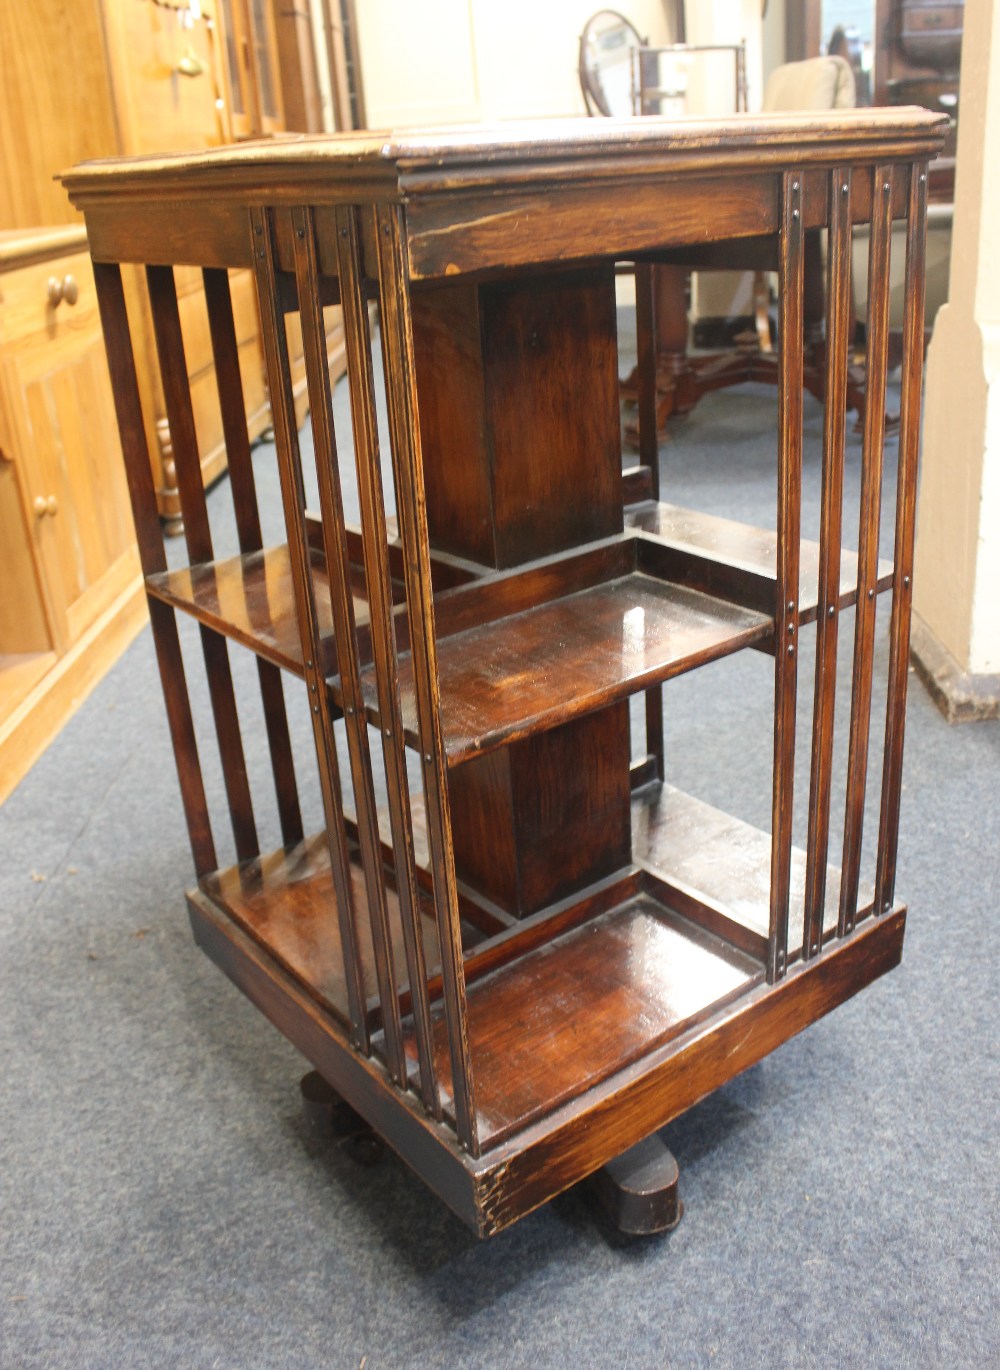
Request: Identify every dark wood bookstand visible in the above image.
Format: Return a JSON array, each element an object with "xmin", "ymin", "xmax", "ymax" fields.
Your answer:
[{"xmin": 65, "ymin": 108, "xmax": 945, "ymax": 1239}]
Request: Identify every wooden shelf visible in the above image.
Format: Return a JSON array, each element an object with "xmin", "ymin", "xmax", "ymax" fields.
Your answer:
[
  {"xmin": 145, "ymin": 545, "xmax": 366, "ymax": 677},
  {"xmin": 360, "ymin": 563, "xmax": 771, "ymax": 766},
  {"xmin": 198, "ymin": 833, "xmax": 445, "ymax": 1031},
  {"xmin": 199, "ymin": 832, "xmax": 761, "ymax": 1151},
  {"xmin": 625, "ymin": 501, "xmax": 894, "ymax": 617},
  {"xmin": 194, "ymin": 774, "xmax": 881, "ymax": 1152},
  {"xmin": 145, "ymin": 502, "xmax": 890, "ymax": 762},
  {"xmin": 406, "ymin": 888, "xmax": 760, "ymax": 1148},
  {"xmin": 633, "ymin": 785, "xmax": 868, "ymax": 960}
]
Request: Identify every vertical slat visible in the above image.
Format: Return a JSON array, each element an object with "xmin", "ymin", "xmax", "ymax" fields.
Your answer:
[
  {"xmin": 373, "ymin": 202, "xmax": 479, "ymax": 1155},
  {"xmin": 635, "ymin": 260, "xmax": 665, "ymax": 782},
  {"xmin": 838, "ymin": 166, "xmax": 894, "ymax": 937},
  {"xmin": 635, "ymin": 262, "xmax": 660, "ymax": 503},
  {"xmin": 201, "ymin": 270, "xmax": 264, "ymax": 549},
  {"xmin": 802, "ymin": 167, "xmax": 852, "ymax": 960},
  {"xmin": 146, "ymin": 265, "xmax": 259, "ymax": 864},
  {"xmin": 334, "ymin": 204, "xmax": 441, "ymax": 1117},
  {"xmin": 875, "ymin": 163, "xmax": 928, "ymax": 914},
  {"xmin": 92, "ymin": 262, "xmax": 217, "ymax": 877},
  {"xmin": 768, "ymin": 169, "xmax": 804, "ymax": 984},
  {"xmin": 250, "ymin": 207, "xmax": 369, "ymax": 1053},
  {"xmin": 202, "ymin": 267, "xmax": 304, "ymax": 848},
  {"xmin": 644, "ymin": 686, "xmax": 665, "ymax": 784},
  {"xmin": 290, "ymin": 207, "xmax": 407, "ymax": 1087}
]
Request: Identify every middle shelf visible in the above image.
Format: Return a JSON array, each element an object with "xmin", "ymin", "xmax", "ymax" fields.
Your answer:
[
  {"xmin": 359, "ymin": 547, "xmax": 771, "ymax": 765},
  {"xmin": 147, "ymin": 500, "xmax": 893, "ymax": 764}
]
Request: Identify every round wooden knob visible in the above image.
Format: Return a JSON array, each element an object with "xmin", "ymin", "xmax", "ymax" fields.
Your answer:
[
  {"xmin": 34, "ymin": 494, "xmax": 58, "ymax": 517},
  {"xmin": 46, "ymin": 275, "xmax": 79, "ymax": 308}
]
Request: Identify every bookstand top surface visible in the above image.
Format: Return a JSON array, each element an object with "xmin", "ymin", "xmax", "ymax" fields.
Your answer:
[{"xmin": 63, "ymin": 108, "xmax": 947, "ymax": 207}]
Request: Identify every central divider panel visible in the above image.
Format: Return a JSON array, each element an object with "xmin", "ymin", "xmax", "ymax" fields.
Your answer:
[{"xmin": 412, "ymin": 262, "xmax": 632, "ymax": 919}]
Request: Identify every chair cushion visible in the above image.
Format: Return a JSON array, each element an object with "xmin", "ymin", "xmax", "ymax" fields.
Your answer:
[{"xmin": 762, "ymin": 56, "xmax": 857, "ymax": 112}]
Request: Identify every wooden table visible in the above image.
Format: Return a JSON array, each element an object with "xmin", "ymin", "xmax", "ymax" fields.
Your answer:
[{"xmin": 65, "ymin": 107, "xmax": 946, "ymax": 1238}]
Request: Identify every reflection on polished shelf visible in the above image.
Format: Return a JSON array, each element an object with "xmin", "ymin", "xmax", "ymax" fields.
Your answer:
[{"xmin": 65, "ymin": 106, "xmax": 945, "ymax": 1237}]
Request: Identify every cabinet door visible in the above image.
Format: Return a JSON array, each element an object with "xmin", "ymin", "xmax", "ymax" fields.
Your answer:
[
  {"xmin": 218, "ymin": 0, "xmax": 285, "ymax": 137},
  {"xmin": 0, "ymin": 250, "xmax": 137, "ymax": 653},
  {"xmin": 0, "ymin": 0, "xmax": 120, "ymax": 231}
]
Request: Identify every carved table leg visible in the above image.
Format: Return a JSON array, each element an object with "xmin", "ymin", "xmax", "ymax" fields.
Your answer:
[
  {"xmin": 300, "ymin": 1070, "xmax": 384, "ymax": 1167},
  {"xmin": 590, "ymin": 1132, "xmax": 683, "ymax": 1236}
]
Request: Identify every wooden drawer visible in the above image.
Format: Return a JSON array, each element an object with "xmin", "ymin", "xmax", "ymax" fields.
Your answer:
[
  {"xmin": 897, "ymin": 2, "xmax": 964, "ymax": 68},
  {"xmin": 0, "ymin": 247, "xmax": 104, "ymax": 354},
  {"xmin": 899, "ymin": 2, "xmax": 963, "ymax": 31}
]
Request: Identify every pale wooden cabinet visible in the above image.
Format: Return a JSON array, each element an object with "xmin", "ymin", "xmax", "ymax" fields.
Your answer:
[
  {"xmin": 0, "ymin": 0, "xmax": 348, "ymax": 528},
  {"xmin": 0, "ymin": 228, "xmax": 144, "ymax": 800},
  {"xmin": 0, "ymin": 0, "xmax": 350, "ymax": 791}
]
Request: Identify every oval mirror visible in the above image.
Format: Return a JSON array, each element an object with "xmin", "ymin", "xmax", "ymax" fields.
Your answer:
[{"xmin": 579, "ymin": 10, "xmax": 645, "ymax": 117}]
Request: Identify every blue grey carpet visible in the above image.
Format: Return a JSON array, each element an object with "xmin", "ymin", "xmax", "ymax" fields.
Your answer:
[{"xmin": 1, "ymin": 328, "xmax": 997, "ymax": 1369}]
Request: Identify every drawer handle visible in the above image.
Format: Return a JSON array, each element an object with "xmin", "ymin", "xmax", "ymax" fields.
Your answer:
[
  {"xmin": 34, "ymin": 494, "xmax": 58, "ymax": 518},
  {"xmin": 47, "ymin": 275, "xmax": 79, "ymax": 309}
]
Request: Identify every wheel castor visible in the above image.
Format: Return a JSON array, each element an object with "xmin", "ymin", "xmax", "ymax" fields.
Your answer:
[
  {"xmin": 300, "ymin": 1071, "xmax": 385, "ymax": 1166},
  {"xmin": 590, "ymin": 1132, "xmax": 682, "ymax": 1236}
]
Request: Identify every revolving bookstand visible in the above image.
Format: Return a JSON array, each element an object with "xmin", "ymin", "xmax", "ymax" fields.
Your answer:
[{"xmin": 65, "ymin": 107, "xmax": 945, "ymax": 1237}]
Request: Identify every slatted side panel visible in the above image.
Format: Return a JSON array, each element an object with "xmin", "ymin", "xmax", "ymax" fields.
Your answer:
[
  {"xmin": 146, "ymin": 265, "xmax": 259, "ymax": 865},
  {"xmin": 92, "ymin": 262, "xmax": 217, "ymax": 878},
  {"xmin": 838, "ymin": 167, "xmax": 894, "ymax": 938},
  {"xmin": 202, "ymin": 267, "xmax": 304, "ymax": 849},
  {"xmin": 372, "ymin": 203, "xmax": 479, "ymax": 1155},
  {"xmin": 250, "ymin": 207, "xmax": 370, "ymax": 1054},
  {"xmin": 768, "ymin": 169, "xmax": 804, "ymax": 985},
  {"xmin": 875, "ymin": 163, "xmax": 929, "ymax": 914},
  {"xmin": 333, "ymin": 205, "xmax": 441, "ymax": 1119},
  {"xmin": 635, "ymin": 261, "xmax": 665, "ymax": 784},
  {"xmin": 802, "ymin": 167, "xmax": 853, "ymax": 961},
  {"xmin": 288, "ymin": 205, "xmax": 409, "ymax": 1089}
]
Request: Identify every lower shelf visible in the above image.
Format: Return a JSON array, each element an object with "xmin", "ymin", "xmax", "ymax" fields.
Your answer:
[
  {"xmin": 189, "ymin": 880, "xmax": 907, "ymax": 1236},
  {"xmin": 199, "ymin": 835, "xmax": 444, "ymax": 1030},
  {"xmin": 193, "ymin": 781, "xmax": 872, "ymax": 1153},
  {"xmin": 413, "ymin": 888, "xmax": 760, "ymax": 1149},
  {"xmin": 633, "ymin": 785, "xmax": 864, "ymax": 960}
]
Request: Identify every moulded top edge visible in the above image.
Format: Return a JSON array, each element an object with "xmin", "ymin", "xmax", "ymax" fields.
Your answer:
[{"xmin": 61, "ymin": 109, "xmax": 948, "ymax": 205}]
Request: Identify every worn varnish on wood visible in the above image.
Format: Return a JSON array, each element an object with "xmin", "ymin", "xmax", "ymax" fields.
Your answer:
[{"xmin": 66, "ymin": 109, "xmax": 944, "ymax": 1237}]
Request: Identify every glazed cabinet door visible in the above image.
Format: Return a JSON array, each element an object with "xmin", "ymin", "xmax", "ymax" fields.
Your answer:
[
  {"xmin": 217, "ymin": 0, "xmax": 286, "ymax": 138},
  {"xmin": 0, "ymin": 248, "xmax": 137, "ymax": 653}
]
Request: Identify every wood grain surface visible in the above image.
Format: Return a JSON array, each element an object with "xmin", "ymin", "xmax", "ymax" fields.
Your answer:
[
  {"xmin": 79, "ymin": 109, "xmax": 940, "ymax": 1230},
  {"xmin": 360, "ymin": 572, "xmax": 770, "ymax": 765},
  {"xmin": 201, "ymin": 836, "xmax": 442, "ymax": 1032}
]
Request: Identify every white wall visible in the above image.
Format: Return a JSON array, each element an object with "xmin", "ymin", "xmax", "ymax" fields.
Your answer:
[
  {"xmin": 684, "ymin": 0, "xmax": 764, "ymax": 111},
  {"xmin": 355, "ymin": 0, "xmax": 481, "ymax": 126},
  {"xmin": 914, "ymin": 0, "xmax": 1000, "ymax": 680},
  {"xmin": 761, "ymin": 0, "xmax": 787, "ymax": 85},
  {"xmin": 356, "ymin": 0, "xmax": 677, "ymax": 128}
]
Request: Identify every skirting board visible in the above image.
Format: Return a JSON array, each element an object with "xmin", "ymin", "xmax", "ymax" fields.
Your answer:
[{"xmin": 910, "ymin": 613, "xmax": 1000, "ymax": 723}]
